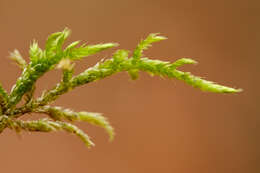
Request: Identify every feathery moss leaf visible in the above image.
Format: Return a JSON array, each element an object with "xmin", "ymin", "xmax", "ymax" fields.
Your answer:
[
  {"xmin": 48, "ymin": 121, "xmax": 94, "ymax": 147},
  {"xmin": 37, "ymin": 106, "xmax": 114, "ymax": 141},
  {"xmin": 45, "ymin": 28, "xmax": 71, "ymax": 56},
  {"xmin": 2, "ymin": 116, "xmax": 94, "ymax": 147},
  {"xmin": 130, "ymin": 33, "xmax": 167, "ymax": 79},
  {"xmin": 133, "ymin": 33, "xmax": 167, "ymax": 61},
  {"xmin": 64, "ymin": 43, "xmax": 118, "ymax": 60}
]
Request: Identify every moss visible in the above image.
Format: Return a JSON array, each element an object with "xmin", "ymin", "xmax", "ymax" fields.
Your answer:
[{"xmin": 0, "ymin": 28, "xmax": 241, "ymax": 147}]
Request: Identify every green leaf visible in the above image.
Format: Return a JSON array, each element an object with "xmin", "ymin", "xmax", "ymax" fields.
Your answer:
[
  {"xmin": 8, "ymin": 119, "xmax": 57, "ymax": 132},
  {"xmin": 171, "ymin": 70, "xmax": 242, "ymax": 93},
  {"xmin": 45, "ymin": 28, "xmax": 71, "ymax": 56},
  {"xmin": 65, "ymin": 43, "xmax": 118, "ymax": 60},
  {"xmin": 112, "ymin": 49, "xmax": 129, "ymax": 70},
  {"xmin": 64, "ymin": 40, "xmax": 81, "ymax": 53},
  {"xmin": 170, "ymin": 58, "xmax": 197, "ymax": 68},
  {"xmin": 133, "ymin": 33, "xmax": 167, "ymax": 61},
  {"xmin": 138, "ymin": 58, "xmax": 241, "ymax": 93},
  {"xmin": 130, "ymin": 33, "xmax": 167, "ymax": 80},
  {"xmin": 29, "ymin": 41, "xmax": 43, "ymax": 65},
  {"xmin": 4, "ymin": 117, "xmax": 94, "ymax": 147},
  {"xmin": 48, "ymin": 121, "xmax": 94, "ymax": 147},
  {"xmin": 37, "ymin": 106, "xmax": 114, "ymax": 141},
  {"xmin": 9, "ymin": 29, "xmax": 72, "ymax": 108},
  {"xmin": 77, "ymin": 111, "xmax": 114, "ymax": 141}
]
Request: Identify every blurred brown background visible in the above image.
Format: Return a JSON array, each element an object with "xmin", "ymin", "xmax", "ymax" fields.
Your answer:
[{"xmin": 0, "ymin": 0, "xmax": 259, "ymax": 172}]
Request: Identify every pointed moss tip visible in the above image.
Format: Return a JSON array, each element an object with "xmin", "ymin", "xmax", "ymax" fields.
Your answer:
[
  {"xmin": 108, "ymin": 130, "xmax": 115, "ymax": 142},
  {"xmin": 112, "ymin": 43, "xmax": 120, "ymax": 47},
  {"xmin": 152, "ymin": 33, "xmax": 168, "ymax": 40},
  {"xmin": 223, "ymin": 87, "xmax": 243, "ymax": 93},
  {"xmin": 236, "ymin": 88, "xmax": 243, "ymax": 92}
]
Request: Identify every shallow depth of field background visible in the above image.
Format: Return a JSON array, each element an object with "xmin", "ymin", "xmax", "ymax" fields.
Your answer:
[{"xmin": 0, "ymin": 0, "xmax": 259, "ymax": 173}]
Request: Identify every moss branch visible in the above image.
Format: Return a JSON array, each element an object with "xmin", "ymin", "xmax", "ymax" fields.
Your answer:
[{"xmin": 0, "ymin": 28, "xmax": 241, "ymax": 147}]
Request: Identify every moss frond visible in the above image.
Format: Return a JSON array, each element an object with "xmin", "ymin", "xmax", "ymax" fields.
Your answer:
[
  {"xmin": 37, "ymin": 106, "xmax": 114, "ymax": 141},
  {"xmin": 0, "ymin": 28, "xmax": 241, "ymax": 147}
]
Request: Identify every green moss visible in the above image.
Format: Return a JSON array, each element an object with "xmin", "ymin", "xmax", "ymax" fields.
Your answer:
[{"xmin": 0, "ymin": 28, "xmax": 241, "ymax": 147}]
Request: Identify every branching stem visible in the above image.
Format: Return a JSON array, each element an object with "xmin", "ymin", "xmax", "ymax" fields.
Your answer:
[{"xmin": 0, "ymin": 28, "xmax": 241, "ymax": 147}]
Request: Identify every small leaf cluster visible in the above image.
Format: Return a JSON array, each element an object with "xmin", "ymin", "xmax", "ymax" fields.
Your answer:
[{"xmin": 0, "ymin": 28, "xmax": 241, "ymax": 147}]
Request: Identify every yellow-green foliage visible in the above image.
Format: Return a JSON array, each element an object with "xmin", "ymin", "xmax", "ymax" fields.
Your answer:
[{"xmin": 0, "ymin": 28, "xmax": 241, "ymax": 147}]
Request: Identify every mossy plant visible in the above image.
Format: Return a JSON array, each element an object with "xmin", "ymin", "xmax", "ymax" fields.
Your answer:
[{"xmin": 0, "ymin": 28, "xmax": 241, "ymax": 147}]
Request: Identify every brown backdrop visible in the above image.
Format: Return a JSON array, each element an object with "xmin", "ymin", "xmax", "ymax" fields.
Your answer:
[{"xmin": 0, "ymin": 0, "xmax": 259, "ymax": 173}]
